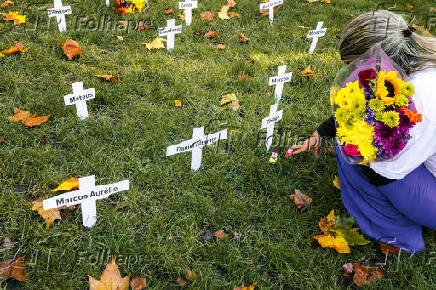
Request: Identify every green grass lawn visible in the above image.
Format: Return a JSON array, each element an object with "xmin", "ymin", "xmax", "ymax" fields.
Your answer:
[{"xmin": 1, "ymin": 0, "xmax": 436, "ymax": 288}]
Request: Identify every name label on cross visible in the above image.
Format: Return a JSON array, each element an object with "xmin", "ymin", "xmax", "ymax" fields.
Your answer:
[
  {"xmin": 269, "ymin": 75, "xmax": 292, "ymax": 85},
  {"xmin": 307, "ymin": 28, "xmax": 327, "ymax": 37},
  {"xmin": 48, "ymin": 7, "xmax": 72, "ymax": 16},
  {"xmin": 260, "ymin": 0, "xmax": 283, "ymax": 10},
  {"xmin": 158, "ymin": 26, "xmax": 182, "ymax": 36},
  {"xmin": 179, "ymin": 2, "xmax": 197, "ymax": 9}
]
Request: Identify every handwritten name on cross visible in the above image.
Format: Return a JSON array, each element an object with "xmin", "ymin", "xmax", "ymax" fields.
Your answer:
[
  {"xmin": 158, "ymin": 19, "xmax": 182, "ymax": 50},
  {"xmin": 43, "ymin": 176, "xmax": 129, "ymax": 228},
  {"xmin": 269, "ymin": 65, "xmax": 292, "ymax": 102},
  {"xmin": 307, "ymin": 21, "xmax": 327, "ymax": 54},
  {"xmin": 48, "ymin": 0, "xmax": 72, "ymax": 32},
  {"xmin": 260, "ymin": 0, "xmax": 283, "ymax": 25},
  {"xmin": 261, "ymin": 103, "xmax": 283, "ymax": 151},
  {"xmin": 166, "ymin": 127, "xmax": 228, "ymax": 171},
  {"xmin": 64, "ymin": 82, "xmax": 95, "ymax": 120},
  {"xmin": 179, "ymin": 0, "xmax": 197, "ymax": 26}
]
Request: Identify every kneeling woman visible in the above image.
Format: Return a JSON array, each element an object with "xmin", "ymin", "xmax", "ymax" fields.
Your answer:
[{"xmin": 293, "ymin": 10, "xmax": 436, "ymax": 253}]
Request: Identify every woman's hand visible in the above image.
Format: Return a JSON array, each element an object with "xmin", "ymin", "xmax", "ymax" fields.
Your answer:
[{"xmin": 291, "ymin": 131, "xmax": 321, "ymax": 155}]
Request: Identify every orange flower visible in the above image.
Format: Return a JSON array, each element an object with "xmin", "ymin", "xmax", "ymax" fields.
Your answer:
[{"xmin": 400, "ymin": 108, "xmax": 422, "ymax": 125}]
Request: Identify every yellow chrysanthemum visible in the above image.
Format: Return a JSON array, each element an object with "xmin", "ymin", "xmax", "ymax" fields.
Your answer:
[
  {"xmin": 337, "ymin": 120, "xmax": 377, "ymax": 161},
  {"xmin": 395, "ymin": 94, "xmax": 410, "ymax": 107},
  {"xmin": 346, "ymin": 81, "xmax": 363, "ymax": 96},
  {"xmin": 334, "ymin": 88, "xmax": 349, "ymax": 108},
  {"xmin": 381, "ymin": 111, "xmax": 400, "ymax": 128},
  {"xmin": 335, "ymin": 107, "xmax": 353, "ymax": 129},
  {"xmin": 330, "ymin": 86, "xmax": 340, "ymax": 106},
  {"xmin": 368, "ymin": 98, "xmax": 385, "ymax": 111},
  {"xmin": 401, "ymin": 82, "xmax": 414, "ymax": 96}
]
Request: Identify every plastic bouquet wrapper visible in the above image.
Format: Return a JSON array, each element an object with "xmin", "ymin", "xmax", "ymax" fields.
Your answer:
[
  {"xmin": 115, "ymin": 0, "xmax": 148, "ymax": 15},
  {"xmin": 330, "ymin": 45, "xmax": 422, "ymax": 165}
]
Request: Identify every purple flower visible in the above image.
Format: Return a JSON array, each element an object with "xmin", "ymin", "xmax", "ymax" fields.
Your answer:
[{"xmin": 373, "ymin": 122, "xmax": 407, "ymax": 158}]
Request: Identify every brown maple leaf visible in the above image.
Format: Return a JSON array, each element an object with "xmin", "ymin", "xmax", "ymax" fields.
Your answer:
[
  {"xmin": 379, "ymin": 242, "xmax": 400, "ymax": 256},
  {"xmin": 23, "ymin": 114, "xmax": 50, "ymax": 127},
  {"xmin": 0, "ymin": 0, "xmax": 14, "ymax": 8},
  {"xmin": 214, "ymin": 230, "xmax": 228, "ymax": 239},
  {"xmin": 0, "ymin": 257, "xmax": 27, "ymax": 282},
  {"xmin": 290, "ymin": 189, "xmax": 312, "ymax": 212},
  {"xmin": 0, "ymin": 43, "xmax": 27, "ymax": 56},
  {"xmin": 96, "ymin": 74, "xmax": 119, "ymax": 83},
  {"xmin": 61, "ymin": 39, "xmax": 82, "ymax": 61},
  {"xmin": 201, "ymin": 11, "xmax": 214, "ymax": 20},
  {"xmin": 234, "ymin": 282, "xmax": 258, "ymax": 290},
  {"xmin": 239, "ymin": 33, "xmax": 249, "ymax": 43},
  {"xmin": 130, "ymin": 276, "xmax": 147, "ymax": 290},
  {"xmin": 205, "ymin": 31, "xmax": 220, "ymax": 38},
  {"xmin": 9, "ymin": 107, "xmax": 29, "ymax": 122},
  {"xmin": 165, "ymin": 8, "xmax": 174, "ymax": 15},
  {"xmin": 89, "ymin": 257, "xmax": 130, "ymax": 290}
]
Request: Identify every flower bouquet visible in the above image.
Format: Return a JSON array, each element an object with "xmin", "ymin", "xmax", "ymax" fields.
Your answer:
[
  {"xmin": 115, "ymin": 0, "xmax": 148, "ymax": 15},
  {"xmin": 331, "ymin": 45, "xmax": 422, "ymax": 164}
]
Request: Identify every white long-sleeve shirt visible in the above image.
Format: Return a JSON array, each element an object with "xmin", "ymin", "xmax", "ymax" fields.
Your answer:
[{"xmin": 370, "ymin": 66, "xmax": 436, "ymax": 179}]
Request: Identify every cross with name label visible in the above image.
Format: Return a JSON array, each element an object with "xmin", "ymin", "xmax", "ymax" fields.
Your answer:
[
  {"xmin": 47, "ymin": 0, "xmax": 72, "ymax": 32},
  {"xmin": 307, "ymin": 21, "xmax": 327, "ymax": 54},
  {"xmin": 158, "ymin": 19, "xmax": 182, "ymax": 51},
  {"xmin": 269, "ymin": 65, "xmax": 292, "ymax": 102},
  {"xmin": 179, "ymin": 0, "xmax": 197, "ymax": 26},
  {"xmin": 43, "ymin": 176, "xmax": 130, "ymax": 228},
  {"xmin": 64, "ymin": 82, "xmax": 96, "ymax": 120},
  {"xmin": 166, "ymin": 127, "xmax": 228, "ymax": 171},
  {"xmin": 261, "ymin": 103, "xmax": 283, "ymax": 151},
  {"xmin": 259, "ymin": 0, "xmax": 283, "ymax": 25},
  {"xmin": 106, "ymin": 0, "xmax": 109, "ymax": 6}
]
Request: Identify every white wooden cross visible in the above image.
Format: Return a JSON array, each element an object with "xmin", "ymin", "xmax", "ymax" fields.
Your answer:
[
  {"xmin": 47, "ymin": 0, "xmax": 72, "ymax": 32},
  {"xmin": 166, "ymin": 127, "xmax": 228, "ymax": 171},
  {"xmin": 179, "ymin": 0, "xmax": 197, "ymax": 26},
  {"xmin": 43, "ymin": 176, "xmax": 129, "ymax": 228},
  {"xmin": 106, "ymin": 0, "xmax": 109, "ymax": 6},
  {"xmin": 307, "ymin": 21, "xmax": 327, "ymax": 54},
  {"xmin": 158, "ymin": 19, "xmax": 182, "ymax": 51},
  {"xmin": 261, "ymin": 103, "xmax": 283, "ymax": 151},
  {"xmin": 259, "ymin": 0, "xmax": 283, "ymax": 25},
  {"xmin": 64, "ymin": 82, "xmax": 96, "ymax": 120},
  {"xmin": 269, "ymin": 65, "xmax": 292, "ymax": 102}
]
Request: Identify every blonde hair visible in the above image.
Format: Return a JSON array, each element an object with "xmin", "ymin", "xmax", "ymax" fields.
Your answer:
[{"xmin": 339, "ymin": 10, "xmax": 436, "ymax": 74}]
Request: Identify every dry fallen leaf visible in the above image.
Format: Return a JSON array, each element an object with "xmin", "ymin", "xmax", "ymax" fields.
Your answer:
[
  {"xmin": 23, "ymin": 114, "xmax": 50, "ymax": 128},
  {"xmin": 144, "ymin": 37, "xmax": 166, "ymax": 50},
  {"xmin": 9, "ymin": 107, "xmax": 29, "ymax": 122},
  {"xmin": 0, "ymin": 257, "xmax": 27, "ymax": 282},
  {"xmin": 218, "ymin": 5, "xmax": 230, "ymax": 19},
  {"xmin": 430, "ymin": 7, "xmax": 436, "ymax": 12},
  {"xmin": 201, "ymin": 11, "xmax": 214, "ymax": 20},
  {"xmin": 234, "ymin": 282, "xmax": 258, "ymax": 290},
  {"xmin": 174, "ymin": 100, "xmax": 182, "ymax": 107},
  {"xmin": 227, "ymin": 0, "xmax": 236, "ymax": 7},
  {"xmin": 260, "ymin": 5, "xmax": 281, "ymax": 16},
  {"xmin": 290, "ymin": 189, "xmax": 312, "ymax": 212},
  {"xmin": 179, "ymin": 10, "xmax": 185, "ymax": 20},
  {"xmin": 216, "ymin": 44, "xmax": 226, "ymax": 50},
  {"xmin": 239, "ymin": 33, "xmax": 249, "ymax": 43},
  {"xmin": 89, "ymin": 257, "xmax": 130, "ymax": 290},
  {"xmin": 344, "ymin": 263, "xmax": 385, "ymax": 288},
  {"xmin": 113, "ymin": 34, "xmax": 124, "ymax": 41},
  {"xmin": 407, "ymin": 3, "xmax": 414, "ymax": 9},
  {"xmin": 118, "ymin": 20, "xmax": 128, "ymax": 26},
  {"xmin": 165, "ymin": 8, "xmax": 174, "ymax": 15},
  {"xmin": 176, "ymin": 277, "xmax": 186, "ymax": 286},
  {"xmin": 205, "ymin": 31, "xmax": 220, "ymax": 38},
  {"xmin": 228, "ymin": 12, "xmax": 241, "ymax": 18},
  {"xmin": 0, "ymin": 43, "xmax": 28, "ymax": 57},
  {"xmin": 238, "ymin": 75, "xmax": 254, "ymax": 81},
  {"xmin": 0, "ymin": 0, "xmax": 14, "ymax": 7},
  {"xmin": 0, "ymin": 138, "xmax": 4, "ymax": 144},
  {"xmin": 51, "ymin": 177, "xmax": 79, "ymax": 192},
  {"xmin": 308, "ymin": 0, "xmax": 330, "ymax": 3},
  {"xmin": 135, "ymin": 21, "xmax": 151, "ymax": 31},
  {"xmin": 96, "ymin": 74, "xmax": 119, "ymax": 83},
  {"xmin": 61, "ymin": 39, "xmax": 82, "ymax": 61},
  {"xmin": 130, "ymin": 276, "xmax": 147, "ymax": 290},
  {"xmin": 1, "ymin": 11, "xmax": 25, "ymax": 25},
  {"xmin": 214, "ymin": 230, "xmax": 228, "ymax": 239},
  {"xmin": 301, "ymin": 65, "xmax": 316, "ymax": 77},
  {"xmin": 411, "ymin": 24, "xmax": 433, "ymax": 37},
  {"xmin": 220, "ymin": 93, "xmax": 239, "ymax": 111},
  {"xmin": 30, "ymin": 198, "xmax": 62, "ymax": 229},
  {"xmin": 379, "ymin": 242, "xmax": 400, "ymax": 256},
  {"xmin": 185, "ymin": 269, "xmax": 197, "ymax": 281}
]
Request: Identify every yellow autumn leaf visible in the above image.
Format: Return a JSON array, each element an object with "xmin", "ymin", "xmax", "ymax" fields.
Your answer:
[
  {"xmin": 220, "ymin": 93, "xmax": 239, "ymax": 111},
  {"xmin": 29, "ymin": 198, "xmax": 62, "ymax": 229},
  {"xmin": 174, "ymin": 100, "xmax": 182, "ymax": 107},
  {"xmin": 144, "ymin": 37, "xmax": 166, "ymax": 50},
  {"xmin": 333, "ymin": 176, "xmax": 340, "ymax": 189},
  {"xmin": 89, "ymin": 257, "xmax": 130, "ymax": 290},
  {"xmin": 314, "ymin": 235, "xmax": 351, "ymax": 253},
  {"xmin": 0, "ymin": 0, "xmax": 14, "ymax": 8},
  {"xmin": 218, "ymin": 5, "xmax": 230, "ymax": 19},
  {"xmin": 51, "ymin": 177, "xmax": 79, "ymax": 192},
  {"xmin": 301, "ymin": 65, "xmax": 316, "ymax": 77},
  {"xmin": 2, "ymin": 11, "xmax": 26, "ymax": 25}
]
